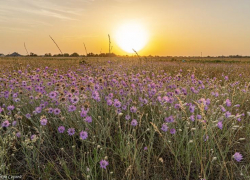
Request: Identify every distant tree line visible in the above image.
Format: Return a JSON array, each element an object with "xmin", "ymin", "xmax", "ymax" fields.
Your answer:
[
  {"xmin": 218, "ymin": 55, "xmax": 249, "ymax": 58},
  {"xmin": 43, "ymin": 52, "xmax": 117, "ymax": 57},
  {"xmin": 2, "ymin": 52, "xmax": 250, "ymax": 58}
]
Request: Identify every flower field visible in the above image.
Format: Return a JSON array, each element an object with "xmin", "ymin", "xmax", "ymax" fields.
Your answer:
[{"xmin": 0, "ymin": 57, "xmax": 250, "ymax": 179}]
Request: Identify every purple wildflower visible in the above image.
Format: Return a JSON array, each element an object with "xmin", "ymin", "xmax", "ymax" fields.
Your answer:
[
  {"xmin": 217, "ymin": 121, "xmax": 223, "ymax": 130},
  {"xmin": 80, "ymin": 110, "xmax": 87, "ymax": 117},
  {"xmin": 197, "ymin": 115, "xmax": 202, "ymax": 119},
  {"xmin": 170, "ymin": 128, "xmax": 176, "ymax": 134},
  {"xmin": 54, "ymin": 108, "xmax": 61, "ymax": 115},
  {"xmin": 31, "ymin": 134, "xmax": 36, "ymax": 140},
  {"xmin": 220, "ymin": 105, "xmax": 226, "ymax": 112},
  {"xmin": 48, "ymin": 108, "xmax": 54, "ymax": 114},
  {"xmin": 7, "ymin": 105, "xmax": 15, "ymax": 111},
  {"xmin": 40, "ymin": 118, "xmax": 48, "ymax": 126},
  {"xmin": 26, "ymin": 113, "xmax": 31, "ymax": 119},
  {"xmin": 107, "ymin": 99, "xmax": 113, "ymax": 106},
  {"xmin": 58, "ymin": 126, "xmax": 65, "ymax": 133},
  {"xmin": 165, "ymin": 116, "xmax": 174, "ymax": 123},
  {"xmin": 225, "ymin": 99, "xmax": 231, "ymax": 107},
  {"xmin": 206, "ymin": 98, "xmax": 211, "ymax": 105},
  {"xmin": 130, "ymin": 106, "xmax": 137, "ymax": 113},
  {"xmin": 92, "ymin": 91, "xmax": 100, "ymax": 100},
  {"xmin": 114, "ymin": 100, "xmax": 121, "ymax": 108},
  {"xmin": 190, "ymin": 115, "xmax": 195, "ymax": 122},
  {"xmin": 85, "ymin": 116, "xmax": 92, "ymax": 123},
  {"xmin": 35, "ymin": 107, "xmax": 42, "ymax": 114},
  {"xmin": 14, "ymin": 98, "xmax": 20, "ymax": 103},
  {"xmin": 100, "ymin": 160, "xmax": 109, "ymax": 169},
  {"xmin": 1, "ymin": 120, "xmax": 10, "ymax": 127},
  {"xmin": 131, "ymin": 119, "xmax": 138, "ymax": 126},
  {"xmin": 68, "ymin": 105, "xmax": 76, "ymax": 112},
  {"xmin": 225, "ymin": 111, "xmax": 231, "ymax": 118},
  {"xmin": 161, "ymin": 124, "xmax": 168, "ymax": 132},
  {"xmin": 157, "ymin": 96, "xmax": 162, "ymax": 102},
  {"xmin": 80, "ymin": 131, "xmax": 88, "ymax": 140},
  {"xmin": 174, "ymin": 104, "xmax": 181, "ymax": 109},
  {"xmin": 108, "ymin": 93, "xmax": 113, "ymax": 98},
  {"xmin": 233, "ymin": 152, "xmax": 243, "ymax": 162},
  {"xmin": 67, "ymin": 128, "xmax": 75, "ymax": 136},
  {"xmin": 16, "ymin": 132, "xmax": 21, "ymax": 138},
  {"xmin": 175, "ymin": 88, "xmax": 181, "ymax": 95},
  {"xmin": 189, "ymin": 105, "xmax": 195, "ymax": 113},
  {"xmin": 122, "ymin": 105, "xmax": 127, "ymax": 110},
  {"xmin": 125, "ymin": 115, "xmax": 131, "ymax": 120},
  {"xmin": 49, "ymin": 91, "xmax": 57, "ymax": 99},
  {"xmin": 12, "ymin": 121, "xmax": 17, "ymax": 126},
  {"xmin": 71, "ymin": 96, "xmax": 79, "ymax": 104}
]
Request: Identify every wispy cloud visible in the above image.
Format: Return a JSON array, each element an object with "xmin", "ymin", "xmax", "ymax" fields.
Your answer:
[
  {"xmin": 0, "ymin": 26, "xmax": 31, "ymax": 32},
  {"xmin": 32, "ymin": 9, "xmax": 78, "ymax": 21},
  {"xmin": 62, "ymin": 35, "xmax": 99, "ymax": 40},
  {"xmin": 0, "ymin": 0, "xmax": 92, "ymax": 21}
]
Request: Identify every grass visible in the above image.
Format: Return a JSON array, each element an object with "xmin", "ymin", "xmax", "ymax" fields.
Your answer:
[{"xmin": 0, "ymin": 57, "xmax": 249, "ymax": 179}]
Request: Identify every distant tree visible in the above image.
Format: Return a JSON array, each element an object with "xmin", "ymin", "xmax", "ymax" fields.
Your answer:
[
  {"xmin": 64, "ymin": 53, "xmax": 70, "ymax": 57},
  {"xmin": 87, "ymin": 52, "xmax": 95, "ymax": 57},
  {"xmin": 229, "ymin": 55, "xmax": 242, "ymax": 58},
  {"xmin": 87, "ymin": 52, "xmax": 117, "ymax": 57},
  {"xmin": 45, "ymin": 53, "xmax": 52, "ymax": 57},
  {"xmin": 30, "ymin": 52, "xmax": 37, "ymax": 57},
  {"xmin": 106, "ymin": 53, "xmax": 116, "ymax": 57},
  {"xmin": 70, "ymin": 52, "xmax": 79, "ymax": 57},
  {"xmin": 53, "ymin": 54, "xmax": 63, "ymax": 57}
]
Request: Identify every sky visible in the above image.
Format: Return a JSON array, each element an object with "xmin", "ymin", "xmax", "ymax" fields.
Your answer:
[{"xmin": 0, "ymin": 0, "xmax": 250, "ymax": 56}]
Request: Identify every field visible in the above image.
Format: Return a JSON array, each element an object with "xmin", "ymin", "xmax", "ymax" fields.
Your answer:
[{"xmin": 0, "ymin": 57, "xmax": 250, "ymax": 180}]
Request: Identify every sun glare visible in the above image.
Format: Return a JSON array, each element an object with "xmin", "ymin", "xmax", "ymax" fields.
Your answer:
[{"xmin": 115, "ymin": 22, "xmax": 149, "ymax": 53}]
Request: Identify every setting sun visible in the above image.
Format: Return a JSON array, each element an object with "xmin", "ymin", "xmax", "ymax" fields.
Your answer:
[{"xmin": 115, "ymin": 22, "xmax": 149, "ymax": 53}]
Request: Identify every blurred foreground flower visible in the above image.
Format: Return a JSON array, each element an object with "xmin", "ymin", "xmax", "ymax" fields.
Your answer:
[
  {"xmin": 2, "ymin": 120, "xmax": 10, "ymax": 127},
  {"xmin": 233, "ymin": 152, "xmax": 243, "ymax": 162}
]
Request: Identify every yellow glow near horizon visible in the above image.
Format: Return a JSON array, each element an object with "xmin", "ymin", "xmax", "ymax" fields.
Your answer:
[{"xmin": 115, "ymin": 22, "xmax": 149, "ymax": 53}]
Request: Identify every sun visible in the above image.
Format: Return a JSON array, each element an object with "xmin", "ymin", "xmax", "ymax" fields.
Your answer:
[{"xmin": 115, "ymin": 22, "xmax": 149, "ymax": 53}]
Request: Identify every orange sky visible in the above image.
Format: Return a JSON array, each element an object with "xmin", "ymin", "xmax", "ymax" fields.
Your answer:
[{"xmin": 0, "ymin": 0, "xmax": 250, "ymax": 56}]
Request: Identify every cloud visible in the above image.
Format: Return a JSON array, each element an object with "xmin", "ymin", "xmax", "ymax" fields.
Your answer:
[
  {"xmin": 0, "ymin": 0, "xmax": 91, "ymax": 21},
  {"xmin": 36, "ymin": 9, "xmax": 78, "ymax": 21},
  {"xmin": 0, "ymin": 26, "xmax": 31, "ymax": 32},
  {"xmin": 62, "ymin": 35, "xmax": 99, "ymax": 40}
]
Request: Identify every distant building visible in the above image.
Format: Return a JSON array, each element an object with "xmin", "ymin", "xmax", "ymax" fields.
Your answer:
[{"xmin": 6, "ymin": 52, "xmax": 22, "ymax": 57}]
